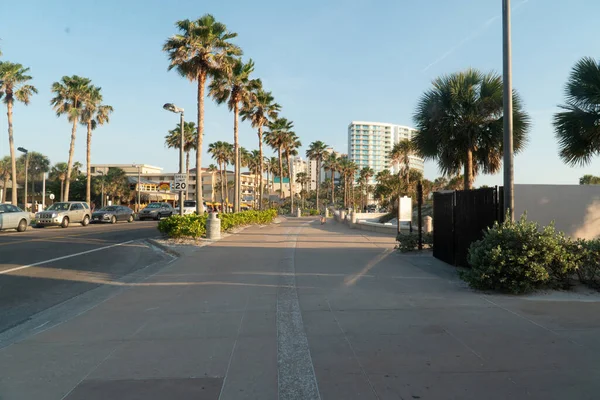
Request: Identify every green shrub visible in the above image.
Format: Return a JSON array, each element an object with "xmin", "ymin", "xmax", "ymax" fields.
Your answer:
[
  {"xmin": 461, "ymin": 216, "xmax": 578, "ymax": 294},
  {"xmin": 396, "ymin": 232, "xmax": 433, "ymax": 253},
  {"xmin": 573, "ymin": 239, "xmax": 600, "ymax": 288},
  {"xmin": 157, "ymin": 209, "xmax": 277, "ymax": 239}
]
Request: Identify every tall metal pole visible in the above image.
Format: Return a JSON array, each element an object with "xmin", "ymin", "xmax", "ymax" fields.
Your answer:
[
  {"xmin": 99, "ymin": 170, "xmax": 104, "ymax": 208},
  {"xmin": 503, "ymin": 0, "xmax": 514, "ymax": 221},
  {"xmin": 179, "ymin": 112, "xmax": 185, "ymax": 216},
  {"xmin": 42, "ymin": 172, "xmax": 46, "ymax": 210},
  {"xmin": 24, "ymin": 153, "xmax": 29, "ymax": 210},
  {"xmin": 137, "ymin": 166, "xmax": 141, "ymax": 211}
]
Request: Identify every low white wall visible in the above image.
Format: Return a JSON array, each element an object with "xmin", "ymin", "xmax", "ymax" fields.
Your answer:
[
  {"xmin": 354, "ymin": 221, "xmax": 397, "ymax": 235},
  {"xmin": 353, "ymin": 212, "xmax": 388, "ymax": 222},
  {"xmin": 514, "ymin": 184, "xmax": 600, "ymax": 239}
]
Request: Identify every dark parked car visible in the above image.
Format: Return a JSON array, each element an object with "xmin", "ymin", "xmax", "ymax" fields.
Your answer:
[
  {"xmin": 91, "ymin": 206, "xmax": 134, "ymax": 224},
  {"xmin": 139, "ymin": 202, "xmax": 174, "ymax": 221}
]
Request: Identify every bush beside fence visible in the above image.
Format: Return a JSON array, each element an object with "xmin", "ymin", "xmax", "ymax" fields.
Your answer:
[{"xmin": 158, "ymin": 209, "xmax": 277, "ymax": 239}]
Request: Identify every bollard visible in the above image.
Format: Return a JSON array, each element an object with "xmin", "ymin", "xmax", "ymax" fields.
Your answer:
[
  {"xmin": 325, "ymin": 208, "xmax": 329, "ymax": 218},
  {"xmin": 206, "ymin": 212, "xmax": 221, "ymax": 240},
  {"xmin": 340, "ymin": 210, "xmax": 346, "ymax": 222},
  {"xmin": 424, "ymin": 216, "xmax": 433, "ymax": 233},
  {"xmin": 297, "ymin": 207, "xmax": 301, "ymax": 218},
  {"xmin": 350, "ymin": 211, "xmax": 357, "ymax": 228}
]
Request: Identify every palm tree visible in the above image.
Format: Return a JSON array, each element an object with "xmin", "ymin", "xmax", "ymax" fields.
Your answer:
[
  {"xmin": 413, "ymin": 68, "xmax": 530, "ymax": 190},
  {"xmin": 283, "ymin": 133, "xmax": 301, "ymax": 212},
  {"xmin": 207, "ymin": 164, "xmax": 218, "ymax": 202},
  {"xmin": 0, "ymin": 156, "xmax": 11, "ymax": 203},
  {"xmin": 306, "ymin": 141, "xmax": 328, "ymax": 211},
  {"xmin": 0, "ymin": 62, "xmax": 37, "ymax": 205},
  {"xmin": 296, "ymin": 172, "xmax": 309, "ymax": 209},
  {"xmin": 165, "ymin": 121, "xmax": 197, "ymax": 179},
  {"xmin": 50, "ymin": 75, "xmax": 92, "ymax": 201},
  {"xmin": 554, "ymin": 57, "xmax": 600, "ymax": 166},
  {"xmin": 266, "ymin": 156, "xmax": 279, "ymax": 197},
  {"xmin": 49, "ymin": 162, "xmax": 68, "ymax": 201},
  {"xmin": 323, "ymin": 152, "xmax": 340, "ymax": 205},
  {"xmin": 209, "ymin": 58, "xmax": 260, "ymax": 212},
  {"xmin": 163, "ymin": 14, "xmax": 241, "ymax": 214},
  {"xmin": 81, "ymin": 85, "xmax": 113, "ymax": 204},
  {"xmin": 359, "ymin": 166, "xmax": 374, "ymax": 209},
  {"xmin": 432, "ymin": 176, "xmax": 449, "ymax": 192},
  {"xmin": 265, "ymin": 118, "xmax": 294, "ymax": 200},
  {"xmin": 241, "ymin": 87, "xmax": 280, "ymax": 210},
  {"xmin": 390, "ymin": 139, "xmax": 414, "ymax": 187},
  {"xmin": 208, "ymin": 141, "xmax": 234, "ymax": 212}
]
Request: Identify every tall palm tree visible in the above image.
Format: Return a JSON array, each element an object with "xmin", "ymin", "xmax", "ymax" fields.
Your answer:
[
  {"xmin": 209, "ymin": 58, "xmax": 260, "ymax": 212},
  {"xmin": 241, "ymin": 87, "xmax": 280, "ymax": 210},
  {"xmin": 338, "ymin": 156, "xmax": 358, "ymax": 208},
  {"xmin": 306, "ymin": 141, "xmax": 328, "ymax": 211},
  {"xmin": 283, "ymin": 133, "xmax": 301, "ymax": 212},
  {"xmin": 81, "ymin": 85, "xmax": 113, "ymax": 204},
  {"xmin": 207, "ymin": 164, "xmax": 218, "ymax": 202},
  {"xmin": 165, "ymin": 121, "xmax": 197, "ymax": 179},
  {"xmin": 554, "ymin": 57, "xmax": 600, "ymax": 166},
  {"xmin": 265, "ymin": 118, "xmax": 294, "ymax": 200},
  {"xmin": 164, "ymin": 14, "xmax": 241, "ymax": 214},
  {"xmin": 390, "ymin": 139, "xmax": 414, "ymax": 198},
  {"xmin": 359, "ymin": 166, "xmax": 374, "ymax": 209},
  {"xmin": 49, "ymin": 162, "xmax": 69, "ymax": 202},
  {"xmin": 0, "ymin": 62, "xmax": 37, "ymax": 205},
  {"xmin": 413, "ymin": 68, "xmax": 530, "ymax": 190},
  {"xmin": 323, "ymin": 152, "xmax": 340, "ymax": 205},
  {"xmin": 50, "ymin": 75, "xmax": 92, "ymax": 201},
  {"xmin": 296, "ymin": 172, "xmax": 309, "ymax": 209},
  {"xmin": 0, "ymin": 156, "xmax": 11, "ymax": 203}
]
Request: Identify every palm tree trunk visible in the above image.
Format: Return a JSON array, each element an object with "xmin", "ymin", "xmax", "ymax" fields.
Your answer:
[
  {"xmin": 464, "ymin": 148, "xmax": 473, "ymax": 190},
  {"xmin": 233, "ymin": 102, "xmax": 240, "ymax": 213},
  {"xmin": 331, "ymin": 169, "xmax": 335, "ymax": 206},
  {"xmin": 220, "ymin": 162, "xmax": 225, "ymax": 212},
  {"xmin": 196, "ymin": 71, "xmax": 206, "ymax": 214},
  {"xmin": 224, "ymin": 164, "xmax": 229, "ymax": 213},
  {"xmin": 1, "ymin": 176, "xmax": 7, "ymax": 203},
  {"xmin": 278, "ymin": 147, "xmax": 283, "ymax": 200},
  {"xmin": 316, "ymin": 159, "xmax": 321, "ymax": 211},
  {"xmin": 60, "ymin": 179, "xmax": 64, "ymax": 202},
  {"xmin": 287, "ymin": 153, "xmax": 294, "ymax": 212},
  {"xmin": 7, "ymin": 100, "xmax": 18, "ymax": 205},
  {"xmin": 258, "ymin": 126, "xmax": 264, "ymax": 210},
  {"xmin": 85, "ymin": 121, "xmax": 92, "ymax": 204},
  {"xmin": 63, "ymin": 117, "xmax": 78, "ymax": 202},
  {"xmin": 186, "ymin": 151, "xmax": 190, "ymax": 199}
]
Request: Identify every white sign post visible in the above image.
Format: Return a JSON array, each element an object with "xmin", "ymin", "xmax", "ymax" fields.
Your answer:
[
  {"xmin": 173, "ymin": 174, "xmax": 188, "ymax": 191},
  {"xmin": 397, "ymin": 196, "xmax": 412, "ymax": 234}
]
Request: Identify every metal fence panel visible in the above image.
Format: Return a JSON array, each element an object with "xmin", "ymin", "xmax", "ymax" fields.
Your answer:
[{"xmin": 433, "ymin": 192, "xmax": 455, "ymax": 265}]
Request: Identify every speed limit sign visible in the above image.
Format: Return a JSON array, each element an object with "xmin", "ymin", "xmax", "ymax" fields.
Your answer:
[{"xmin": 173, "ymin": 174, "xmax": 187, "ymax": 191}]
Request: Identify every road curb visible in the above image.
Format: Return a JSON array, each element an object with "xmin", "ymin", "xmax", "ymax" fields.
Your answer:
[{"xmin": 147, "ymin": 238, "xmax": 181, "ymax": 257}]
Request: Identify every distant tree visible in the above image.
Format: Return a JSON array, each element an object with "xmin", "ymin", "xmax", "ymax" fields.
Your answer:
[
  {"xmin": 265, "ymin": 118, "xmax": 294, "ymax": 200},
  {"xmin": 306, "ymin": 141, "xmax": 329, "ymax": 210},
  {"xmin": 0, "ymin": 156, "xmax": 11, "ymax": 202},
  {"xmin": 579, "ymin": 175, "xmax": 600, "ymax": 185},
  {"xmin": 49, "ymin": 162, "xmax": 68, "ymax": 201}
]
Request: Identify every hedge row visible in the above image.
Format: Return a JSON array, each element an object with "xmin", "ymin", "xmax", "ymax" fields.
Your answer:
[
  {"xmin": 157, "ymin": 209, "xmax": 278, "ymax": 239},
  {"xmin": 461, "ymin": 215, "xmax": 600, "ymax": 294}
]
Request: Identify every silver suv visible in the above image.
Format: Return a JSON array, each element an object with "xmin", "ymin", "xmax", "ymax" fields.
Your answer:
[{"xmin": 35, "ymin": 201, "xmax": 91, "ymax": 228}]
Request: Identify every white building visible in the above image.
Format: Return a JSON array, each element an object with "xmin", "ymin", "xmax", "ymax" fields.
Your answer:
[{"xmin": 348, "ymin": 121, "xmax": 424, "ymax": 184}]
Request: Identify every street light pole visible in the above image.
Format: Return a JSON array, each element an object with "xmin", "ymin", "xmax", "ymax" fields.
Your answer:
[
  {"xmin": 503, "ymin": 0, "xmax": 514, "ymax": 221},
  {"xmin": 98, "ymin": 170, "xmax": 105, "ymax": 208},
  {"xmin": 17, "ymin": 147, "xmax": 29, "ymax": 210},
  {"xmin": 179, "ymin": 111, "xmax": 185, "ymax": 216},
  {"xmin": 137, "ymin": 165, "xmax": 141, "ymax": 211}
]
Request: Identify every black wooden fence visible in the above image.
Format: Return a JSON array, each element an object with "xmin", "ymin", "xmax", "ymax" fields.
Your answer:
[{"xmin": 433, "ymin": 187, "xmax": 503, "ymax": 267}]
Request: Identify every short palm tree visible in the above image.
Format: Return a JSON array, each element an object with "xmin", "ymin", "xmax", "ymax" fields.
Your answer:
[
  {"xmin": 81, "ymin": 85, "xmax": 113, "ymax": 204},
  {"xmin": 209, "ymin": 58, "xmax": 261, "ymax": 212},
  {"xmin": 241, "ymin": 87, "xmax": 280, "ymax": 209},
  {"xmin": 207, "ymin": 164, "xmax": 218, "ymax": 202},
  {"xmin": 296, "ymin": 172, "xmax": 309, "ymax": 209},
  {"xmin": 0, "ymin": 156, "xmax": 11, "ymax": 203},
  {"xmin": 283, "ymin": 133, "xmax": 301, "ymax": 211},
  {"xmin": 0, "ymin": 61, "xmax": 37, "ymax": 204},
  {"xmin": 265, "ymin": 118, "xmax": 294, "ymax": 200},
  {"xmin": 390, "ymin": 139, "xmax": 414, "ymax": 194},
  {"xmin": 165, "ymin": 121, "xmax": 197, "ymax": 178},
  {"xmin": 266, "ymin": 156, "xmax": 279, "ymax": 197},
  {"xmin": 339, "ymin": 157, "xmax": 358, "ymax": 208},
  {"xmin": 164, "ymin": 14, "xmax": 240, "ymax": 214},
  {"xmin": 359, "ymin": 166, "xmax": 374, "ymax": 209},
  {"xmin": 51, "ymin": 75, "xmax": 92, "ymax": 201},
  {"xmin": 49, "ymin": 162, "xmax": 69, "ymax": 201},
  {"xmin": 208, "ymin": 141, "xmax": 234, "ymax": 211},
  {"xmin": 413, "ymin": 68, "xmax": 530, "ymax": 190},
  {"xmin": 306, "ymin": 141, "xmax": 328, "ymax": 210},
  {"xmin": 554, "ymin": 57, "xmax": 600, "ymax": 166}
]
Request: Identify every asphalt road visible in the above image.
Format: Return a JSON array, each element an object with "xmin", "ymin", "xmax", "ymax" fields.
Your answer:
[{"xmin": 0, "ymin": 220, "xmax": 169, "ymax": 334}]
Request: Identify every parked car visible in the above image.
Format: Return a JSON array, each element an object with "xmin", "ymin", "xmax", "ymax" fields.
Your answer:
[
  {"xmin": 0, "ymin": 203, "xmax": 31, "ymax": 232},
  {"xmin": 91, "ymin": 205, "xmax": 134, "ymax": 224},
  {"xmin": 35, "ymin": 201, "xmax": 91, "ymax": 228},
  {"xmin": 173, "ymin": 200, "xmax": 204, "ymax": 215},
  {"xmin": 139, "ymin": 202, "xmax": 174, "ymax": 220}
]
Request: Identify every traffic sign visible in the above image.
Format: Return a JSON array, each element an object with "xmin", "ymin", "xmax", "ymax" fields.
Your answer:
[
  {"xmin": 49, "ymin": 193, "xmax": 55, "ymax": 200},
  {"xmin": 173, "ymin": 174, "xmax": 187, "ymax": 191}
]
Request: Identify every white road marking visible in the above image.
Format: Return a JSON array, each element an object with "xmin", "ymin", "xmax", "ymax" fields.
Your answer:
[{"xmin": 0, "ymin": 240, "xmax": 134, "ymax": 275}]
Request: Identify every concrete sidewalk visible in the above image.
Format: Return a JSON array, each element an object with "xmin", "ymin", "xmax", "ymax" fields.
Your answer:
[{"xmin": 1, "ymin": 218, "xmax": 599, "ymax": 399}]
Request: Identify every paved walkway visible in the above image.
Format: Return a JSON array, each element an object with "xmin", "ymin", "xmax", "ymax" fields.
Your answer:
[{"xmin": 1, "ymin": 218, "xmax": 599, "ymax": 399}]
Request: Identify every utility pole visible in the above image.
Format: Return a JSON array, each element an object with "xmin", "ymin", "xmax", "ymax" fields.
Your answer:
[
  {"xmin": 503, "ymin": 0, "xmax": 515, "ymax": 221},
  {"xmin": 179, "ymin": 111, "xmax": 185, "ymax": 216}
]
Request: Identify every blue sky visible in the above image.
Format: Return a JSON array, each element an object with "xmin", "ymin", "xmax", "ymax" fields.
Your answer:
[{"xmin": 1, "ymin": 0, "xmax": 599, "ymax": 186}]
